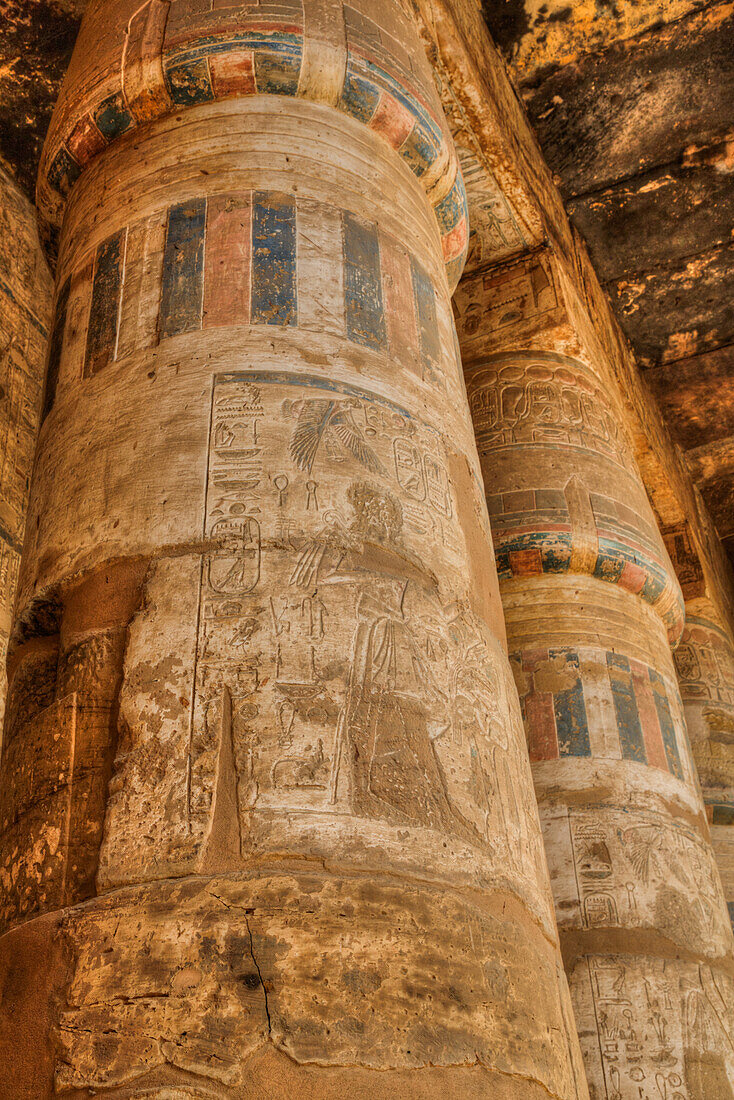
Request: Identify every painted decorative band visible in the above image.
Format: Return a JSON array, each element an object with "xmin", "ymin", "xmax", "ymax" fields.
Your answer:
[
  {"xmin": 465, "ymin": 352, "xmax": 684, "ymax": 639},
  {"xmin": 42, "ymin": 191, "xmax": 453, "ymax": 420},
  {"xmin": 492, "ymin": 521, "xmax": 685, "ymax": 640},
  {"xmin": 514, "ymin": 645, "xmax": 689, "ymax": 783},
  {"xmin": 39, "ymin": 5, "xmax": 468, "ymax": 286}
]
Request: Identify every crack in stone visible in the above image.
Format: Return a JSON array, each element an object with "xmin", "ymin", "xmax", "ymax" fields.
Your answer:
[
  {"xmin": 244, "ymin": 912, "xmax": 272, "ymax": 1037},
  {"xmin": 207, "ymin": 889, "xmax": 272, "ymax": 1035}
]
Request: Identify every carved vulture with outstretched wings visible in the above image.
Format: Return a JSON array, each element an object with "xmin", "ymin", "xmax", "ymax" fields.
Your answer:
[
  {"xmin": 288, "ymin": 399, "xmax": 384, "ymax": 475},
  {"xmin": 620, "ymin": 826, "xmax": 663, "ymax": 883}
]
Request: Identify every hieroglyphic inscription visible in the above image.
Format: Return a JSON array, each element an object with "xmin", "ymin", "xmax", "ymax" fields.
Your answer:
[
  {"xmin": 184, "ymin": 371, "xmax": 546, "ymax": 890},
  {"xmin": 554, "ymin": 807, "xmax": 732, "ymax": 952},
  {"xmin": 675, "ymin": 618, "xmax": 734, "ymax": 710},
  {"xmin": 466, "ymin": 356, "xmax": 632, "ymax": 466},
  {"xmin": 574, "ymin": 958, "xmax": 734, "ymax": 1099}
]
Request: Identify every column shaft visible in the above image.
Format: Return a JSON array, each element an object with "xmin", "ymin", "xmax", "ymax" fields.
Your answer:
[
  {"xmin": 675, "ymin": 600, "xmax": 734, "ymax": 924},
  {"xmin": 456, "ymin": 253, "xmax": 734, "ymax": 1099},
  {"xmin": 0, "ymin": 4, "xmax": 587, "ymax": 1097}
]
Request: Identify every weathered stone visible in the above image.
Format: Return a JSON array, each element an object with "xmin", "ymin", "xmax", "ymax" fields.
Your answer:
[
  {"xmin": 457, "ymin": 249, "xmax": 734, "ymax": 1096},
  {"xmin": 516, "ymin": 3, "xmax": 734, "ymax": 200},
  {"xmin": 0, "ymin": 167, "xmax": 53, "ymax": 729},
  {"xmin": 0, "ymin": 1, "xmax": 587, "ymax": 1095},
  {"xmin": 675, "ymin": 600, "xmax": 734, "ymax": 927}
]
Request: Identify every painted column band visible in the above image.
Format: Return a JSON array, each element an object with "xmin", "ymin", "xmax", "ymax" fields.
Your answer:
[
  {"xmin": 38, "ymin": 0, "xmax": 468, "ymax": 287},
  {"xmin": 464, "ymin": 349, "xmax": 685, "ymax": 641},
  {"xmin": 42, "ymin": 189, "xmax": 454, "ymax": 427}
]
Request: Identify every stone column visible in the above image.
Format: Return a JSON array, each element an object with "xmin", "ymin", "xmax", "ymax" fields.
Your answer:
[
  {"xmin": 0, "ymin": 4, "xmax": 588, "ymax": 1097},
  {"xmin": 0, "ymin": 167, "xmax": 52, "ymax": 729},
  {"xmin": 675, "ymin": 599, "xmax": 734, "ymax": 928},
  {"xmin": 456, "ymin": 253, "xmax": 734, "ymax": 1099}
]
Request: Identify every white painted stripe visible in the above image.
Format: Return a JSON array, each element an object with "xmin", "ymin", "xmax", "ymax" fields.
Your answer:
[
  {"xmin": 578, "ymin": 646, "xmax": 621, "ymax": 760},
  {"xmin": 296, "ymin": 199, "xmax": 345, "ymax": 338}
]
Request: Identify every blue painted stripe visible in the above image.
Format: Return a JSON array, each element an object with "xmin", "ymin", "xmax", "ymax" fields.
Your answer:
[
  {"xmin": 159, "ymin": 198, "xmax": 207, "ymax": 339},
  {"xmin": 42, "ymin": 276, "xmax": 71, "ymax": 423},
  {"xmin": 343, "ymin": 213, "xmax": 387, "ymax": 351},
  {"xmin": 94, "ymin": 92, "xmax": 134, "ymax": 141},
  {"xmin": 251, "ymin": 192, "xmax": 297, "ymax": 326},
  {"xmin": 607, "ymin": 653, "xmax": 647, "ymax": 764},
  {"xmin": 649, "ymin": 669, "xmax": 684, "ymax": 780},
  {"xmin": 551, "ymin": 649, "xmax": 591, "ymax": 757},
  {"xmin": 255, "ymin": 50, "xmax": 301, "ymax": 95},
  {"xmin": 340, "ymin": 66, "xmax": 381, "ymax": 123},
  {"xmin": 47, "ymin": 146, "xmax": 81, "ymax": 200},
  {"xmin": 410, "ymin": 258, "xmax": 441, "ymax": 382},
  {"xmin": 435, "ymin": 178, "xmax": 468, "ymax": 233},
  {"xmin": 217, "ymin": 370, "xmax": 412, "ymax": 421},
  {"xmin": 85, "ymin": 229, "xmax": 125, "ymax": 377},
  {"xmin": 165, "ymin": 57, "xmax": 215, "ymax": 105},
  {"xmin": 641, "ymin": 568, "xmax": 669, "ymax": 605},
  {"xmin": 400, "ymin": 121, "xmax": 441, "ymax": 179}
]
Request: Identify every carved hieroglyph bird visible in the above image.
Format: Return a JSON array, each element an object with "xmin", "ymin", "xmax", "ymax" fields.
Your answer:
[{"xmin": 287, "ymin": 398, "xmax": 384, "ymax": 475}]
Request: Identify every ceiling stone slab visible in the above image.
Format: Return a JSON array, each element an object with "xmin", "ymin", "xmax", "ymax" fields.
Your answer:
[
  {"xmin": 0, "ymin": 0, "xmax": 83, "ymax": 198},
  {"xmin": 606, "ymin": 242, "xmax": 734, "ymax": 367},
  {"xmin": 515, "ymin": 2, "xmax": 734, "ymax": 200},
  {"xmin": 567, "ymin": 160, "xmax": 734, "ymax": 284},
  {"xmin": 645, "ymin": 344, "xmax": 734, "ymax": 452},
  {"xmin": 481, "ymin": 0, "xmax": 712, "ymax": 86}
]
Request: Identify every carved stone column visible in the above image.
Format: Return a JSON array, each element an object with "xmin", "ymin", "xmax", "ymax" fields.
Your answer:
[
  {"xmin": 0, "ymin": 4, "xmax": 588, "ymax": 1097},
  {"xmin": 0, "ymin": 168, "xmax": 52, "ymax": 729},
  {"xmin": 675, "ymin": 599, "xmax": 734, "ymax": 927},
  {"xmin": 456, "ymin": 252, "xmax": 734, "ymax": 1099}
]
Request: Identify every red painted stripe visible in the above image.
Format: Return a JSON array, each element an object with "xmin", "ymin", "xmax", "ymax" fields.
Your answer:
[
  {"xmin": 619, "ymin": 560, "xmax": 647, "ymax": 595},
  {"xmin": 67, "ymin": 114, "xmax": 107, "ymax": 166},
  {"xmin": 203, "ymin": 193, "xmax": 251, "ymax": 328},
  {"xmin": 629, "ymin": 660, "xmax": 668, "ymax": 770},
  {"xmin": 209, "ymin": 49, "xmax": 257, "ymax": 97},
  {"xmin": 369, "ymin": 91, "xmax": 415, "ymax": 150},
  {"xmin": 526, "ymin": 690, "xmax": 558, "ymax": 762},
  {"xmin": 508, "ymin": 548, "xmax": 543, "ymax": 576},
  {"xmin": 522, "ymin": 648, "xmax": 550, "ymax": 671},
  {"xmin": 442, "ymin": 216, "xmax": 468, "ymax": 262},
  {"xmin": 381, "ymin": 238, "xmax": 419, "ymax": 367}
]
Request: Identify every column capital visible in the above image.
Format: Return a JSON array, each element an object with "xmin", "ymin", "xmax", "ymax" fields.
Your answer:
[{"xmin": 38, "ymin": 0, "xmax": 468, "ymax": 286}]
